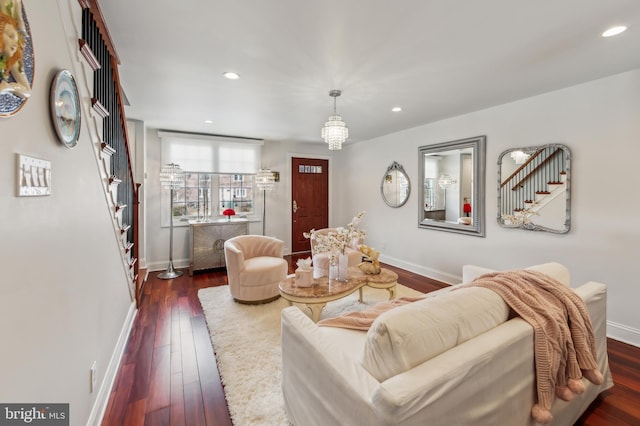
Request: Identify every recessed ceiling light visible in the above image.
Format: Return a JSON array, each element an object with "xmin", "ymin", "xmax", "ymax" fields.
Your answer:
[
  {"xmin": 392, "ymin": 106, "xmax": 402, "ymax": 112},
  {"xmin": 223, "ymin": 71, "xmax": 240, "ymax": 80},
  {"xmin": 602, "ymin": 25, "xmax": 627, "ymax": 37},
  {"xmin": 204, "ymin": 120, "xmax": 213, "ymax": 124}
]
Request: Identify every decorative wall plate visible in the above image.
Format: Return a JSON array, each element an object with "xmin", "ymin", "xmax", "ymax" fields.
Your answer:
[
  {"xmin": 50, "ymin": 69, "xmax": 81, "ymax": 148},
  {"xmin": 0, "ymin": 3, "xmax": 35, "ymax": 117}
]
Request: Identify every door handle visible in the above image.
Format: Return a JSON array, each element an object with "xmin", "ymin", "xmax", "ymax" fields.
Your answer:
[{"xmin": 293, "ymin": 200, "xmax": 298, "ymax": 213}]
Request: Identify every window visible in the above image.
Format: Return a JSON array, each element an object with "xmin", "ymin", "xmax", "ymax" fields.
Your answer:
[
  {"xmin": 167, "ymin": 172, "xmax": 255, "ymax": 222},
  {"xmin": 158, "ymin": 131, "xmax": 262, "ymax": 225},
  {"xmin": 219, "ymin": 174, "xmax": 254, "ymax": 214}
]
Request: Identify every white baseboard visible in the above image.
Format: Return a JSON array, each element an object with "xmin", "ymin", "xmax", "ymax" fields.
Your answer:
[
  {"xmin": 607, "ymin": 321, "xmax": 640, "ymax": 348},
  {"xmin": 379, "ymin": 254, "xmax": 461, "ymax": 285},
  {"xmin": 87, "ymin": 302, "xmax": 138, "ymax": 425},
  {"xmin": 146, "ymin": 257, "xmax": 190, "ymax": 273}
]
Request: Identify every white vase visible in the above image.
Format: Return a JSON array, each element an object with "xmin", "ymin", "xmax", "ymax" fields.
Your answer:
[{"xmin": 330, "ymin": 253, "xmax": 349, "ymax": 281}]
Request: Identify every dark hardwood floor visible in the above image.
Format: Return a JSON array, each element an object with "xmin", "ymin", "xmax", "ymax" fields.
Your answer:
[{"xmin": 102, "ymin": 254, "xmax": 640, "ymax": 425}]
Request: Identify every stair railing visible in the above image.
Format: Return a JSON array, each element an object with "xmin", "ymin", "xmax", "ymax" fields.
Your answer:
[
  {"xmin": 79, "ymin": 0, "xmax": 142, "ymax": 306},
  {"xmin": 500, "ymin": 147, "xmax": 565, "ymax": 215}
]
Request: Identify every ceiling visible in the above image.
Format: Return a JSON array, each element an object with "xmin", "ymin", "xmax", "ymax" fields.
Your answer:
[{"xmin": 99, "ymin": 0, "xmax": 640, "ymax": 145}]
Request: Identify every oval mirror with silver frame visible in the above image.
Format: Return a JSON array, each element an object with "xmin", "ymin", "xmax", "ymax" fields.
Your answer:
[
  {"xmin": 498, "ymin": 143, "xmax": 571, "ymax": 233},
  {"xmin": 418, "ymin": 136, "xmax": 486, "ymax": 237},
  {"xmin": 381, "ymin": 161, "xmax": 410, "ymax": 208}
]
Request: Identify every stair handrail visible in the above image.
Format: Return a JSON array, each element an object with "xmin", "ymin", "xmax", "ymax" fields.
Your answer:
[
  {"xmin": 509, "ymin": 148, "xmax": 563, "ymax": 191},
  {"xmin": 80, "ymin": 0, "xmax": 142, "ymax": 305},
  {"xmin": 500, "ymin": 149, "xmax": 544, "ymax": 188}
]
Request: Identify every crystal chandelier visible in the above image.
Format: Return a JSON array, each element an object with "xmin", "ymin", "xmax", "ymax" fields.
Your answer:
[
  {"xmin": 321, "ymin": 89, "xmax": 348, "ymax": 150},
  {"xmin": 510, "ymin": 150, "xmax": 530, "ymax": 165}
]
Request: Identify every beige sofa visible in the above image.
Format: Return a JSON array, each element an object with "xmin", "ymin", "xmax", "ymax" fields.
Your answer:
[{"xmin": 281, "ymin": 263, "xmax": 613, "ymax": 425}]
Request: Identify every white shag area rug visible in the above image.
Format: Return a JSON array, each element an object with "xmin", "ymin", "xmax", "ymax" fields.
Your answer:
[{"xmin": 198, "ymin": 283, "xmax": 423, "ymax": 426}]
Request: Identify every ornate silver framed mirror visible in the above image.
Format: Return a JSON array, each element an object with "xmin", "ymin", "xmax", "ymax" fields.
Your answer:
[
  {"xmin": 381, "ymin": 161, "xmax": 410, "ymax": 208},
  {"xmin": 498, "ymin": 143, "xmax": 571, "ymax": 233},
  {"xmin": 418, "ymin": 136, "xmax": 486, "ymax": 237}
]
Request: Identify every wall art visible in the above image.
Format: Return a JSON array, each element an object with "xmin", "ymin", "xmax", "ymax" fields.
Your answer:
[
  {"xmin": 0, "ymin": 1, "xmax": 34, "ymax": 117},
  {"xmin": 16, "ymin": 154, "xmax": 51, "ymax": 196},
  {"xmin": 50, "ymin": 69, "xmax": 81, "ymax": 148}
]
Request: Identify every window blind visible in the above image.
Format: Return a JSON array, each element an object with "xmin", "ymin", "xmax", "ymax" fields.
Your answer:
[{"xmin": 158, "ymin": 131, "xmax": 263, "ymax": 174}]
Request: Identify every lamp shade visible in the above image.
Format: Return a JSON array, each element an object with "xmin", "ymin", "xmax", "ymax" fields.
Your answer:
[
  {"xmin": 159, "ymin": 163, "xmax": 184, "ymax": 189},
  {"xmin": 438, "ymin": 174, "xmax": 454, "ymax": 190},
  {"xmin": 256, "ymin": 169, "xmax": 275, "ymax": 191}
]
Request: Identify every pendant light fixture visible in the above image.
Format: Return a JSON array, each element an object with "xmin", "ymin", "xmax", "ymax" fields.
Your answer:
[{"xmin": 321, "ymin": 89, "xmax": 348, "ymax": 150}]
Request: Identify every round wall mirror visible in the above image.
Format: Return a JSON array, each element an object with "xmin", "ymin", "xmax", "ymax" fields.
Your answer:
[{"xmin": 381, "ymin": 161, "xmax": 410, "ymax": 208}]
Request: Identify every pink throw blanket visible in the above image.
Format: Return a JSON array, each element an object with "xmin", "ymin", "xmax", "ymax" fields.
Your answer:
[
  {"xmin": 465, "ymin": 270, "xmax": 604, "ymax": 424},
  {"xmin": 317, "ymin": 296, "xmax": 424, "ymax": 330}
]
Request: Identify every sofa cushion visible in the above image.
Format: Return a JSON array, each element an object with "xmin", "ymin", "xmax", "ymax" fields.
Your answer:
[
  {"xmin": 361, "ymin": 286, "xmax": 509, "ymax": 382},
  {"xmin": 462, "ymin": 262, "xmax": 570, "ymax": 287}
]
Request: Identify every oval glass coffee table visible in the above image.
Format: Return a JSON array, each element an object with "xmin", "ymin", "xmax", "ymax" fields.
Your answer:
[{"xmin": 279, "ymin": 267, "xmax": 398, "ymax": 322}]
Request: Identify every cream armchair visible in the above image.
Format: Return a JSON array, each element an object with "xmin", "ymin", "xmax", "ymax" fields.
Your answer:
[
  {"xmin": 310, "ymin": 228, "xmax": 363, "ymax": 278},
  {"xmin": 224, "ymin": 235, "xmax": 288, "ymax": 303}
]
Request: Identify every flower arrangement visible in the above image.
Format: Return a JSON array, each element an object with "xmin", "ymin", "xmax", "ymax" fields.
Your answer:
[
  {"xmin": 502, "ymin": 204, "xmax": 539, "ymax": 226},
  {"xmin": 304, "ymin": 211, "xmax": 367, "ymax": 256},
  {"xmin": 223, "ymin": 208, "xmax": 236, "ymax": 220}
]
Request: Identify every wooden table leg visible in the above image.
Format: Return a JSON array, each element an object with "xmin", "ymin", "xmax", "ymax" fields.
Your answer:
[{"xmin": 307, "ymin": 303, "xmax": 327, "ymax": 322}]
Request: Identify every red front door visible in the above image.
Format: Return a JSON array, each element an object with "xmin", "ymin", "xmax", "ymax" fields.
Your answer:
[{"xmin": 291, "ymin": 157, "xmax": 329, "ymax": 253}]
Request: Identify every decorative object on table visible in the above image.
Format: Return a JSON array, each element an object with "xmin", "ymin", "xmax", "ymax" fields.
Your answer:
[
  {"xmin": 358, "ymin": 244, "xmax": 381, "ymax": 275},
  {"xmin": 458, "ymin": 217, "xmax": 472, "ymax": 225},
  {"xmin": 49, "ymin": 69, "xmax": 81, "ymax": 148},
  {"xmin": 321, "ymin": 89, "xmax": 348, "ymax": 150},
  {"xmin": 158, "ymin": 163, "xmax": 185, "ymax": 280},
  {"xmin": 329, "ymin": 253, "xmax": 350, "ymax": 281},
  {"xmin": 16, "ymin": 154, "xmax": 51, "ymax": 196},
  {"xmin": 223, "ymin": 208, "xmax": 236, "ymax": 221},
  {"xmin": 304, "ymin": 211, "xmax": 366, "ymax": 281},
  {"xmin": 501, "ymin": 204, "xmax": 540, "ymax": 227},
  {"xmin": 256, "ymin": 168, "xmax": 275, "ymax": 235},
  {"xmin": 294, "ymin": 257, "xmax": 313, "ymax": 287},
  {"xmin": 0, "ymin": 1, "xmax": 34, "ymax": 118},
  {"xmin": 463, "ymin": 197, "xmax": 471, "ymax": 217}
]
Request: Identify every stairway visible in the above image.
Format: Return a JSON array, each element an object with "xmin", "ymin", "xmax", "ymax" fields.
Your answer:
[{"xmin": 70, "ymin": 2, "xmax": 142, "ymax": 304}]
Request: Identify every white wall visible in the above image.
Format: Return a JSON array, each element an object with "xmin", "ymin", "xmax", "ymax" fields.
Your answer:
[
  {"xmin": 0, "ymin": 1, "xmax": 134, "ymax": 424},
  {"xmin": 337, "ymin": 69, "xmax": 640, "ymax": 346}
]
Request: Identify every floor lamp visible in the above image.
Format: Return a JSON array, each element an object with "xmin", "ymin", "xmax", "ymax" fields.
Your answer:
[
  {"xmin": 158, "ymin": 163, "xmax": 185, "ymax": 279},
  {"xmin": 256, "ymin": 169, "xmax": 275, "ymax": 235}
]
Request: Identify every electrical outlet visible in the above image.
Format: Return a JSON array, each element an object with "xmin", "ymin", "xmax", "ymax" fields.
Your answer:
[{"xmin": 90, "ymin": 361, "xmax": 97, "ymax": 393}]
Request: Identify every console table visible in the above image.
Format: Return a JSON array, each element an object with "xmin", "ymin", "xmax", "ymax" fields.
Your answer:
[{"xmin": 188, "ymin": 219, "xmax": 248, "ymax": 275}]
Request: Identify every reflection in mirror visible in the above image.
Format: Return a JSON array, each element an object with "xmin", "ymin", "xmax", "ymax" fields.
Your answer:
[
  {"xmin": 498, "ymin": 144, "xmax": 571, "ymax": 233},
  {"xmin": 418, "ymin": 136, "xmax": 486, "ymax": 237},
  {"xmin": 381, "ymin": 161, "xmax": 410, "ymax": 208}
]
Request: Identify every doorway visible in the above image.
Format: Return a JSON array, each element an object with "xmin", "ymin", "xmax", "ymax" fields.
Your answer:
[{"xmin": 291, "ymin": 157, "xmax": 329, "ymax": 253}]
